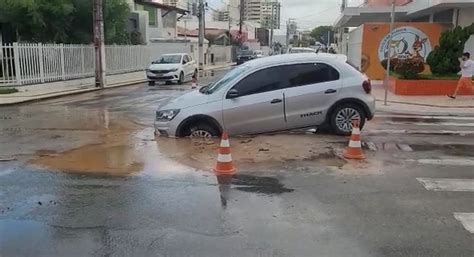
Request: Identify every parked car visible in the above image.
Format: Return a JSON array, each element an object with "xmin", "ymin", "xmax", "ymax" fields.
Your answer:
[
  {"xmin": 146, "ymin": 53, "xmax": 197, "ymax": 85},
  {"xmin": 289, "ymin": 47, "xmax": 316, "ymax": 54},
  {"xmin": 154, "ymin": 53, "xmax": 375, "ymax": 138},
  {"xmin": 254, "ymin": 50, "xmax": 264, "ymax": 58},
  {"xmin": 236, "ymin": 49, "xmax": 255, "ymax": 65}
]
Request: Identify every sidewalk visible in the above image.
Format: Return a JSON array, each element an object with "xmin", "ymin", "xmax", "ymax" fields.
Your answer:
[
  {"xmin": 0, "ymin": 63, "xmax": 235, "ymax": 106},
  {"xmin": 372, "ymin": 85, "xmax": 474, "ymax": 116}
]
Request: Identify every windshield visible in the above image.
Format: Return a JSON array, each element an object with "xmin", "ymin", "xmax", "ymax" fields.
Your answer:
[
  {"xmin": 156, "ymin": 55, "xmax": 181, "ymax": 64},
  {"xmin": 291, "ymin": 49, "xmax": 315, "ymax": 53},
  {"xmin": 239, "ymin": 50, "xmax": 253, "ymax": 56},
  {"xmin": 202, "ymin": 65, "xmax": 250, "ymax": 94}
]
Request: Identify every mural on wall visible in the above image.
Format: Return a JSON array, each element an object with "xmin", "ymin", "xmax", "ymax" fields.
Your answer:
[{"xmin": 361, "ymin": 23, "xmax": 447, "ymax": 80}]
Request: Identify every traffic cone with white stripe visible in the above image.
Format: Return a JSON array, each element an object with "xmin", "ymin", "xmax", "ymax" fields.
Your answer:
[
  {"xmin": 343, "ymin": 120, "xmax": 365, "ymax": 160},
  {"xmin": 213, "ymin": 131, "xmax": 236, "ymax": 175}
]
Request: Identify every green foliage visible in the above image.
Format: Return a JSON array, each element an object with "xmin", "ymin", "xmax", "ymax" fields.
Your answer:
[
  {"xmin": 0, "ymin": 88, "xmax": 19, "ymax": 94},
  {"xmin": 393, "ymin": 58, "xmax": 425, "ymax": 79},
  {"xmin": 310, "ymin": 26, "xmax": 333, "ymax": 42},
  {"xmin": 426, "ymin": 23, "xmax": 474, "ymax": 75},
  {"xmin": 0, "ymin": 0, "xmax": 132, "ymax": 44}
]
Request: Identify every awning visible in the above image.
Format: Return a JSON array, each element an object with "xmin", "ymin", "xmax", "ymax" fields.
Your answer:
[
  {"xmin": 334, "ymin": 6, "xmax": 409, "ymax": 27},
  {"xmin": 134, "ymin": 0, "xmax": 189, "ymax": 15}
]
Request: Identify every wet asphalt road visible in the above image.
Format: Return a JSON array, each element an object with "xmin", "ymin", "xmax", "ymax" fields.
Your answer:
[{"xmin": 1, "ymin": 69, "xmax": 474, "ymax": 257}]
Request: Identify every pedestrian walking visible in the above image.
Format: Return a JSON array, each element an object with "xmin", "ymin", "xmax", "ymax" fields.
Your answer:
[{"xmin": 448, "ymin": 52, "xmax": 474, "ymax": 99}]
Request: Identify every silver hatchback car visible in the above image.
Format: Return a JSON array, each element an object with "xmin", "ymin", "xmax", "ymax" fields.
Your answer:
[{"xmin": 154, "ymin": 53, "xmax": 375, "ymax": 137}]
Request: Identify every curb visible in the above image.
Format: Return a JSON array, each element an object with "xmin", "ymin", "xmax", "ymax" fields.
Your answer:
[
  {"xmin": 0, "ymin": 79, "xmax": 147, "ymax": 106},
  {"xmin": 375, "ymin": 99, "xmax": 474, "ymax": 109},
  {"xmin": 0, "ymin": 64, "xmax": 234, "ymax": 106}
]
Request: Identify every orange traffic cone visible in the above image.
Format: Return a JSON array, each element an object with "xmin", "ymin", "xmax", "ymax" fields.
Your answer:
[
  {"xmin": 191, "ymin": 76, "xmax": 197, "ymax": 89},
  {"xmin": 343, "ymin": 120, "xmax": 365, "ymax": 160},
  {"xmin": 213, "ymin": 132, "xmax": 236, "ymax": 175}
]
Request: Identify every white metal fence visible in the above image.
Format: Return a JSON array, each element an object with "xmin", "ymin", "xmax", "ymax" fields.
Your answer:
[{"xmin": 0, "ymin": 43, "xmax": 149, "ymax": 87}]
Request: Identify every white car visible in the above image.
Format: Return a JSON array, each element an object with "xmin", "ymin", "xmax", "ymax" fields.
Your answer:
[
  {"xmin": 146, "ymin": 53, "xmax": 198, "ymax": 85},
  {"xmin": 254, "ymin": 50, "xmax": 264, "ymax": 58},
  {"xmin": 289, "ymin": 47, "xmax": 317, "ymax": 54},
  {"xmin": 154, "ymin": 53, "xmax": 375, "ymax": 138}
]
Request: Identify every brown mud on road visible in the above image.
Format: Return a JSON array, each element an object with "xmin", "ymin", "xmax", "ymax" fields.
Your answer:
[
  {"xmin": 31, "ymin": 119, "xmax": 146, "ymax": 175},
  {"xmin": 157, "ymin": 134, "xmax": 349, "ymax": 172},
  {"xmin": 32, "ymin": 123, "xmax": 351, "ymax": 175}
]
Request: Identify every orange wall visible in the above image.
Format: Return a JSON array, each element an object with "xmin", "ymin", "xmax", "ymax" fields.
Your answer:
[{"xmin": 361, "ymin": 23, "xmax": 449, "ymax": 80}]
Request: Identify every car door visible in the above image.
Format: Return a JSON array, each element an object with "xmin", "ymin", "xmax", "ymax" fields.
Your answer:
[
  {"xmin": 282, "ymin": 62, "xmax": 342, "ymax": 129},
  {"xmin": 181, "ymin": 55, "xmax": 190, "ymax": 77},
  {"xmin": 222, "ymin": 66, "xmax": 286, "ymax": 135}
]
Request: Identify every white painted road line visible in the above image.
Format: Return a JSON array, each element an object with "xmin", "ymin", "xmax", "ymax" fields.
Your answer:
[
  {"xmin": 453, "ymin": 213, "xmax": 474, "ymax": 234},
  {"xmin": 376, "ymin": 114, "xmax": 474, "ymax": 121},
  {"xmin": 409, "ymin": 159, "xmax": 474, "ymax": 166},
  {"xmin": 385, "ymin": 121, "xmax": 474, "ymax": 127},
  {"xmin": 417, "ymin": 178, "xmax": 474, "ymax": 192}
]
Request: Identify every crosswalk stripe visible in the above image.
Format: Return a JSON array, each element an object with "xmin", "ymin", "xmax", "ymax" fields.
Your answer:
[
  {"xmin": 417, "ymin": 178, "xmax": 474, "ymax": 192},
  {"xmin": 376, "ymin": 114, "xmax": 474, "ymax": 121},
  {"xmin": 367, "ymin": 129, "xmax": 474, "ymax": 135},
  {"xmin": 453, "ymin": 213, "xmax": 474, "ymax": 234},
  {"xmin": 410, "ymin": 159, "xmax": 474, "ymax": 166},
  {"xmin": 385, "ymin": 121, "xmax": 474, "ymax": 127}
]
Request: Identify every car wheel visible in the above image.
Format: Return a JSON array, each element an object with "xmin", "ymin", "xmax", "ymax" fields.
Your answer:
[
  {"xmin": 330, "ymin": 103, "xmax": 366, "ymax": 136},
  {"xmin": 178, "ymin": 72, "xmax": 184, "ymax": 85},
  {"xmin": 187, "ymin": 123, "xmax": 219, "ymax": 138},
  {"xmin": 148, "ymin": 81, "xmax": 155, "ymax": 86}
]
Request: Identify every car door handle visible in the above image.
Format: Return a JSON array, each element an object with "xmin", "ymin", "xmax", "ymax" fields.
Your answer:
[
  {"xmin": 325, "ymin": 89, "xmax": 337, "ymax": 94},
  {"xmin": 270, "ymin": 98, "xmax": 283, "ymax": 104}
]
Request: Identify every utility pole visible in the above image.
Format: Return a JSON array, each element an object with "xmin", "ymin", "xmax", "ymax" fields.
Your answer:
[
  {"xmin": 198, "ymin": 0, "xmax": 204, "ymax": 70},
  {"xmin": 270, "ymin": 2, "xmax": 275, "ymax": 50},
  {"xmin": 93, "ymin": 0, "xmax": 106, "ymax": 88},
  {"xmin": 227, "ymin": 5, "xmax": 231, "ymax": 46},
  {"xmin": 384, "ymin": 0, "xmax": 396, "ymax": 106},
  {"xmin": 239, "ymin": 0, "xmax": 244, "ymax": 34}
]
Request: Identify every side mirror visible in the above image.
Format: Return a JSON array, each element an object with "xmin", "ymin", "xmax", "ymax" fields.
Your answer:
[{"xmin": 227, "ymin": 89, "xmax": 239, "ymax": 99}]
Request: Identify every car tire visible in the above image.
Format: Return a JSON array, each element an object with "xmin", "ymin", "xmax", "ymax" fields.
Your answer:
[
  {"xmin": 148, "ymin": 81, "xmax": 155, "ymax": 86},
  {"xmin": 178, "ymin": 72, "xmax": 184, "ymax": 85},
  {"xmin": 186, "ymin": 123, "xmax": 219, "ymax": 138},
  {"xmin": 329, "ymin": 103, "xmax": 366, "ymax": 136}
]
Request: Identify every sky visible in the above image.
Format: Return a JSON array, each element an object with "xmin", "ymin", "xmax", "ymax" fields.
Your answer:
[{"xmin": 206, "ymin": 0, "xmax": 364, "ymax": 34}]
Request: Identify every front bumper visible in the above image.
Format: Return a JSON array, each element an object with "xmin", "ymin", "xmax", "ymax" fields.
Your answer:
[
  {"xmin": 147, "ymin": 71, "xmax": 180, "ymax": 82},
  {"xmin": 154, "ymin": 120, "xmax": 178, "ymax": 137}
]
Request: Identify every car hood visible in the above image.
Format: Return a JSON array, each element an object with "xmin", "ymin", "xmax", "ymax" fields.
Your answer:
[
  {"xmin": 149, "ymin": 63, "xmax": 180, "ymax": 70},
  {"xmin": 158, "ymin": 90, "xmax": 209, "ymax": 110}
]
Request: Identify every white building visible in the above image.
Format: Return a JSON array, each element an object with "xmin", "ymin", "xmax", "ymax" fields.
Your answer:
[{"xmin": 335, "ymin": 0, "xmax": 474, "ymax": 28}]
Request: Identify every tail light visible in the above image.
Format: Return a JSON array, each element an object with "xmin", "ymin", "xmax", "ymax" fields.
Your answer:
[{"xmin": 362, "ymin": 80, "xmax": 372, "ymax": 94}]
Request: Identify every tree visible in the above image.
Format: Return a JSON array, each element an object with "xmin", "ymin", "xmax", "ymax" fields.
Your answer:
[
  {"xmin": 310, "ymin": 26, "xmax": 334, "ymax": 44},
  {"xmin": 0, "ymin": 0, "xmax": 131, "ymax": 44},
  {"xmin": 426, "ymin": 24, "xmax": 474, "ymax": 75}
]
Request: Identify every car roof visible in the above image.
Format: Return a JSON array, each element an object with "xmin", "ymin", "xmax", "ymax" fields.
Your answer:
[
  {"xmin": 291, "ymin": 47, "xmax": 315, "ymax": 51},
  {"xmin": 242, "ymin": 53, "xmax": 346, "ymax": 68},
  {"xmin": 162, "ymin": 53, "xmax": 187, "ymax": 56}
]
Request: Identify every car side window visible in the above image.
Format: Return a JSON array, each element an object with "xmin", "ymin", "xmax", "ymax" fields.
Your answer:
[
  {"xmin": 186, "ymin": 55, "xmax": 192, "ymax": 62},
  {"xmin": 182, "ymin": 55, "xmax": 188, "ymax": 64},
  {"xmin": 230, "ymin": 67, "xmax": 282, "ymax": 97},
  {"xmin": 281, "ymin": 63, "xmax": 340, "ymax": 88}
]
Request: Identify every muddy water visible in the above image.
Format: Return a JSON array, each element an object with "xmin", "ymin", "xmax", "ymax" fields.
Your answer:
[{"xmin": 32, "ymin": 125, "xmax": 347, "ymax": 176}]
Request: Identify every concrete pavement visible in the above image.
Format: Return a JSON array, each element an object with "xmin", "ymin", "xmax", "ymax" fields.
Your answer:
[
  {"xmin": 372, "ymin": 85, "xmax": 474, "ymax": 116},
  {"xmin": 0, "ymin": 63, "xmax": 234, "ymax": 106},
  {"xmin": 1, "ymin": 80, "xmax": 473, "ymax": 256}
]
